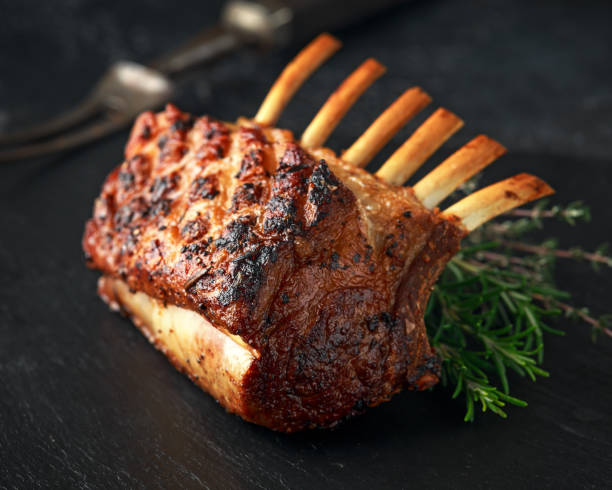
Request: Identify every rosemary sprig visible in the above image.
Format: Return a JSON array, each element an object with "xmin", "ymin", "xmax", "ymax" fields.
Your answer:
[{"xmin": 425, "ymin": 201, "xmax": 611, "ymax": 421}]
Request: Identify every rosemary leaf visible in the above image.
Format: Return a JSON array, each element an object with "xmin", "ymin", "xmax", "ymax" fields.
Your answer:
[{"xmin": 426, "ymin": 200, "xmax": 611, "ymax": 421}]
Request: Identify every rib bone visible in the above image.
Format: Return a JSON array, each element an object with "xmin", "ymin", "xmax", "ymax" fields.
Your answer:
[
  {"xmin": 443, "ymin": 173, "xmax": 554, "ymax": 231},
  {"xmin": 301, "ymin": 58, "xmax": 386, "ymax": 149},
  {"xmin": 341, "ymin": 87, "xmax": 432, "ymax": 168},
  {"xmin": 414, "ymin": 134, "xmax": 507, "ymax": 208},
  {"xmin": 254, "ymin": 33, "xmax": 341, "ymax": 127},
  {"xmin": 376, "ymin": 108, "xmax": 464, "ymax": 185}
]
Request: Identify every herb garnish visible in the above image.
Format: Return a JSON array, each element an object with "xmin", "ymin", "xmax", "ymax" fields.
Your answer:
[{"xmin": 426, "ymin": 199, "xmax": 611, "ymax": 421}]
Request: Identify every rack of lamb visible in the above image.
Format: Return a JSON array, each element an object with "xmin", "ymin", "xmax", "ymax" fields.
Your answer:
[{"xmin": 83, "ymin": 34, "xmax": 553, "ymax": 432}]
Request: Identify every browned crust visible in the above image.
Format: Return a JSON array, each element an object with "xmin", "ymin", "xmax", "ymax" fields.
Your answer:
[
  {"xmin": 83, "ymin": 104, "xmax": 469, "ymax": 432},
  {"xmin": 394, "ymin": 216, "xmax": 466, "ymax": 389}
]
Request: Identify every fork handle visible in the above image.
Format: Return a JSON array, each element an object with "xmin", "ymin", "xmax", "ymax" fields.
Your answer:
[
  {"xmin": 150, "ymin": 25, "xmax": 242, "ymax": 77},
  {"xmin": 222, "ymin": 0, "xmax": 408, "ymax": 45},
  {"xmin": 151, "ymin": 0, "xmax": 408, "ymax": 76}
]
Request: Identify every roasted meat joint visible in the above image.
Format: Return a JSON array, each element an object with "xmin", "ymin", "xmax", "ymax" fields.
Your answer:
[{"xmin": 83, "ymin": 34, "xmax": 553, "ymax": 432}]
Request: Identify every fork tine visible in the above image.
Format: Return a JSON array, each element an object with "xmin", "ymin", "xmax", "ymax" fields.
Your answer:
[
  {"xmin": 0, "ymin": 98, "xmax": 101, "ymax": 146},
  {"xmin": 0, "ymin": 117, "xmax": 124, "ymax": 162}
]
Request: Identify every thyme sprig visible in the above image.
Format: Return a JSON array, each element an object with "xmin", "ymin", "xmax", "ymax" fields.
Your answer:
[{"xmin": 425, "ymin": 201, "xmax": 611, "ymax": 421}]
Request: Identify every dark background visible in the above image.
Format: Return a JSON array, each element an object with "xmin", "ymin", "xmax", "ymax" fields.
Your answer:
[{"xmin": 1, "ymin": 0, "xmax": 611, "ymax": 488}]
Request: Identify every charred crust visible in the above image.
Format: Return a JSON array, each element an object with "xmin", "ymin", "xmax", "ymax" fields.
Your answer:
[
  {"xmin": 308, "ymin": 160, "xmax": 339, "ymax": 206},
  {"xmin": 170, "ymin": 115, "xmax": 195, "ymax": 133},
  {"xmin": 329, "ymin": 251, "xmax": 340, "ymax": 270},
  {"xmin": 236, "ymin": 149, "xmax": 267, "ymax": 180},
  {"xmin": 150, "ymin": 199, "xmax": 171, "ymax": 217},
  {"xmin": 279, "ymin": 143, "xmax": 311, "ymax": 170},
  {"xmin": 385, "ymin": 241, "xmax": 398, "ymax": 258},
  {"xmin": 153, "ymin": 109, "xmax": 191, "ymax": 165},
  {"xmin": 214, "ymin": 216, "xmax": 255, "ymax": 253},
  {"xmin": 197, "ymin": 116, "xmax": 229, "ymax": 141},
  {"xmin": 272, "ymin": 144, "xmax": 314, "ymax": 195},
  {"xmin": 365, "ymin": 312, "xmax": 399, "ymax": 333},
  {"xmin": 407, "ymin": 354, "xmax": 441, "ymax": 389},
  {"xmin": 367, "ymin": 315, "xmax": 379, "ymax": 332},
  {"xmin": 125, "ymin": 111, "xmax": 157, "ymax": 158},
  {"xmin": 170, "ymin": 120, "xmax": 185, "ymax": 132},
  {"xmin": 185, "ymin": 268, "xmax": 211, "ymax": 291},
  {"xmin": 118, "ymin": 169, "xmax": 135, "ymax": 189},
  {"xmin": 159, "ymin": 140, "xmax": 188, "ymax": 164},
  {"xmin": 181, "ymin": 242, "xmax": 209, "ymax": 256},
  {"xmin": 194, "ymin": 117, "xmax": 230, "ymax": 163},
  {"xmin": 263, "ymin": 196, "xmax": 298, "ymax": 235},
  {"xmin": 230, "ymin": 182, "xmax": 264, "ymax": 211},
  {"xmin": 83, "ymin": 104, "xmax": 466, "ymax": 431},
  {"xmin": 113, "ymin": 197, "xmax": 149, "ymax": 230},
  {"xmin": 118, "ymin": 154, "xmax": 150, "ymax": 195},
  {"xmin": 180, "ymin": 218, "xmax": 209, "ymax": 243},
  {"xmin": 304, "ymin": 159, "xmax": 342, "ymax": 227},
  {"xmin": 217, "ymin": 244, "xmax": 279, "ymax": 307},
  {"xmin": 239, "ymin": 126, "xmax": 268, "ymax": 146},
  {"xmin": 189, "ymin": 175, "xmax": 219, "ymax": 201},
  {"xmin": 150, "ymin": 173, "xmax": 180, "ymax": 203},
  {"xmin": 380, "ymin": 312, "xmax": 395, "ymax": 328},
  {"xmin": 196, "ymin": 143, "xmax": 226, "ymax": 162},
  {"xmin": 120, "ymin": 229, "xmax": 140, "ymax": 256}
]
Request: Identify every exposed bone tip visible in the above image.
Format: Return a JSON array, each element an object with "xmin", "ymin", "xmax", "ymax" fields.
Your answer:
[
  {"xmin": 376, "ymin": 107, "xmax": 464, "ymax": 185},
  {"xmin": 316, "ymin": 32, "xmax": 343, "ymax": 47},
  {"xmin": 399, "ymin": 86, "xmax": 433, "ymax": 109},
  {"xmin": 472, "ymin": 134, "xmax": 507, "ymax": 154},
  {"xmin": 309, "ymin": 33, "xmax": 343, "ymax": 58},
  {"xmin": 414, "ymin": 133, "xmax": 508, "ymax": 208},
  {"xmin": 341, "ymin": 85, "xmax": 432, "ymax": 167},
  {"xmin": 434, "ymin": 107, "xmax": 465, "ymax": 127},
  {"xmin": 409, "ymin": 86, "xmax": 432, "ymax": 101},
  {"xmin": 301, "ymin": 57, "xmax": 386, "ymax": 149},
  {"xmin": 443, "ymin": 172, "xmax": 554, "ymax": 231},
  {"xmin": 362, "ymin": 57, "xmax": 387, "ymax": 73},
  {"xmin": 254, "ymin": 33, "xmax": 342, "ymax": 127},
  {"xmin": 511, "ymin": 172, "xmax": 555, "ymax": 198}
]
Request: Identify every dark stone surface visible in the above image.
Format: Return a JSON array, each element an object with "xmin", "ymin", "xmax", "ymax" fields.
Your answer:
[{"xmin": 1, "ymin": 0, "xmax": 611, "ymax": 488}]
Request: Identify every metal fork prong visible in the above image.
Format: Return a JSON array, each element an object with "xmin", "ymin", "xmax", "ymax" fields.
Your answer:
[
  {"xmin": 0, "ymin": 98, "xmax": 102, "ymax": 146},
  {"xmin": 0, "ymin": 117, "xmax": 126, "ymax": 163}
]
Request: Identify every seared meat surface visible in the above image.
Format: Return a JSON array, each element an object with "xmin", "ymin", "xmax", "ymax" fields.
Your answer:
[
  {"xmin": 83, "ymin": 34, "xmax": 552, "ymax": 432},
  {"xmin": 83, "ymin": 104, "xmax": 465, "ymax": 431}
]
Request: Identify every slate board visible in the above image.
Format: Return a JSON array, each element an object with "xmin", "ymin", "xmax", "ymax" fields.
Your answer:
[{"xmin": 1, "ymin": 0, "xmax": 611, "ymax": 488}]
